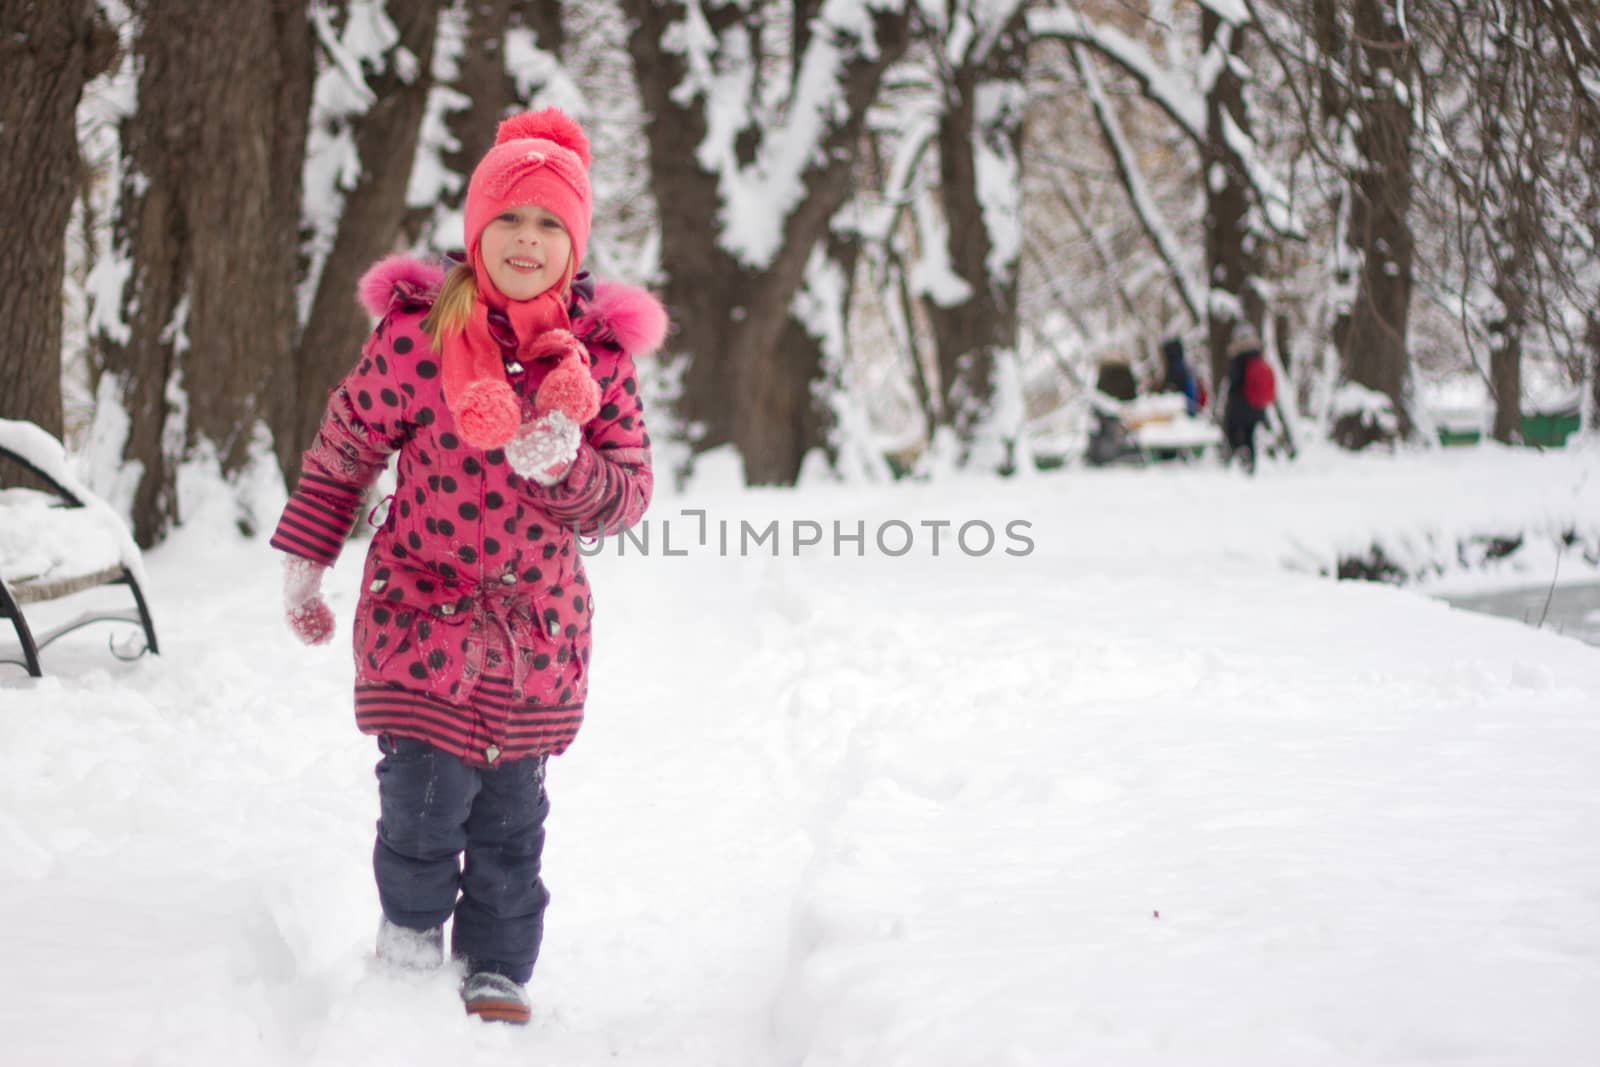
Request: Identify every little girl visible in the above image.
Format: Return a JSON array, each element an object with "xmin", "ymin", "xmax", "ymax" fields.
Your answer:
[{"xmin": 269, "ymin": 109, "xmax": 666, "ymax": 1024}]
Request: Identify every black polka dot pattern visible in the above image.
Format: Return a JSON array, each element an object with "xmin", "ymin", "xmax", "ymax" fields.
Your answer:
[{"xmin": 334, "ymin": 297, "xmax": 648, "ymax": 755}]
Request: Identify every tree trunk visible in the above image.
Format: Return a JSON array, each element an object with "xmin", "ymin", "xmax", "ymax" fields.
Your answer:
[
  {"xmin": 927, "ymin": 59, "xmax": 990, "ymax": 451},
  {"xmin": 771, "ymin": 228, "xmax": 862, "ymax": 482},
  {"xmin": 925, "ymin": 14, "xmax": 1028, "ymax": 470},
  {"xmin": 1487, "ymin": 312, "xmax": 1522, "ymax": 445},
  {"xmin": 1588, "ymin": 310, "xmax": 1600, "ymax": 433},
  {"xmin": 276, "ymin": 0, "xmax": 443, "ymax": 479},
  {"xmin": 762, "ymin": 314, "xmax": 832, "ymax": 483},
  {"xmin": 1310, "ymin": 0, "xmax": 1345, "ymax": 123},
  {"xmin": 0, "ymin": 0, "xmax": 115, "ymax": 438},
  {"xmin": 622, "ymin": 0, "xmax": 910, "ymax": 484},
  {"xmin": 891, "ymin": 251, "xmax": 940, "ymax": 433},
  {"xmin": 1485, "ymin": 186, "xmax": 1538, "ymax": 445},
  {"xmin": 99, "ymin": 0, "xmax": 312, "ymax": 546},
  {"xmin": 621, "ymin": 0, "xmax": 740, "ymax": 454},
  {"xmin": 729, "ymin": 1, "xmax": 911, "ymax": 484},
  {"xmin": 1486, "ymin": 155, "xmax": 1534, "ymax": 447},
  {"xmin": 518, "ymin": 0, "xmax": 565, "ymax": 62},
  {"xmin": 1274, "ymin": 311, "xmax": 1293, "ymax": 376},
  {"xmin": 730, "ymin": 125, "xmax": 882, "ymax": 483},
  {"xmin": 1337, "ymin": 0, "xmax": 1415, "ymax": 446},
  {"xmin": 439, "ymin": 0, "xmax": 516, "ymax": 215},
  {"xmin": 437, "ymin": 0, "xmax": 564, "ymax": 215},
  {"xmin": 1201, "ymin": 11, "xmax": 1265, "ymax": 391}
]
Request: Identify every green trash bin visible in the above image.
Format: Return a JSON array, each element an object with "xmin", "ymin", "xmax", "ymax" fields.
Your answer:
[{"xmin": 1521, "ymin": 400, "xmax": 1581, "ymax": 448}]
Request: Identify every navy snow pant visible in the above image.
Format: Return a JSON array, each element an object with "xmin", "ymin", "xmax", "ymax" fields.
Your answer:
[
  {"xmin": 1224, "ymin": 407, "xmax": 1264, "ymax": 472},
  {"xmin": 372, "ymin": 734, "xmax": 550, "ymax": 983}
]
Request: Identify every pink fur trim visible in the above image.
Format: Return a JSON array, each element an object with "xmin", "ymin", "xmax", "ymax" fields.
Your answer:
[
  {"xmin": 356, "ymin": 255, "xmax": 670, "ymax": 360},
  {"xmin": 357, "ymin": 255, "xmax": 446, "ymax": 317},
  {"xmin": 455, "ymin": 379, "xmax": 521, "ymax": 449},
  {"xmin": 585, "ymin": 282, "xmax": 669, "ymax": 355}
]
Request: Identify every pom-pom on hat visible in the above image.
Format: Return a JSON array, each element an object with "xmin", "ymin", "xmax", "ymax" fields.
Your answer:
[{"xmin": 464, "ymin": 108, "xmax": 593, "ymax": 269}]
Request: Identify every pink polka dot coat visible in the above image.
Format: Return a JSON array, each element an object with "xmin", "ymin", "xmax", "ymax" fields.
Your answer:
[{"xmin": 271, "ymin": 256, "xmax": 664, "ymax": 766}]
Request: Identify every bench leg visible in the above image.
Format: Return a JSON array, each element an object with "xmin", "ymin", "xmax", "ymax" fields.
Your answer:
[
  {"xmin": 122, "ymin": 568, "xmax": 160, "ymax": 656},
  {"xmin": 0, "ymin": 579, "xmax": 43, "ymax": 677}
]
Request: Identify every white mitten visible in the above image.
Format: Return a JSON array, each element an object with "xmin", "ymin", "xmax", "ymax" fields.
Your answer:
[
  {"xmin": 506, "ymin": 411, "xmax": 583, "ymax": 486},
  {"xmin": 283, "ymin": 554, "xmax": 335, "ymax": 645}
]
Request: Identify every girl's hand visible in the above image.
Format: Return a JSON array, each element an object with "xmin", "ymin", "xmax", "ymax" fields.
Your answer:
[
  {"xmin": 506, "ymin": 411, "xmax": 583, "ymax": 486},
  {"xmin": 283, "ymin": 555, "xmax": 336, "ymax": 646}
]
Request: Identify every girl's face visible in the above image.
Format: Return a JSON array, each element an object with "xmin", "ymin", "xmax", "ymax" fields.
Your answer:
[{"xmin": 479, "ymin": 205, "xmax": 572, "ymax": 301}]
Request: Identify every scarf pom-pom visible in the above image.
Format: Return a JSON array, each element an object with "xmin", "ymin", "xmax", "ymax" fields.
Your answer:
[
  {"xmin": 455, "ymin": 379, "xmax": 522, "ymax": 449},
  {"xmin": 536, "ymin": 351, "xmax": 601, "ymax": 425},
  {"xmin": 526, "ymin": 328, "xmax": 588, "ymax": 366}
]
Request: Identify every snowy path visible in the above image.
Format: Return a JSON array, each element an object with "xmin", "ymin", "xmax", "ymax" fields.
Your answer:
[{"xmin": 4, "ymin": 452, "xmax": 1600, "ymax": 1065}]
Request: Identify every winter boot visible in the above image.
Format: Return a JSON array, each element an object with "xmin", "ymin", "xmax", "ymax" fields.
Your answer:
[
  {"xmin": 460, "ymin": 971, "xmax": 531, "ymax": 1025},
  {"xmin": 375, "ymin": 916, "xmax": 444, "ymax": 970}
]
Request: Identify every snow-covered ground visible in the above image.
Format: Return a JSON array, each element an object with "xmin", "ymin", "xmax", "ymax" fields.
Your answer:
[{"xmin": 4, "ymin": 443, "xmax": 1599, "ymax": 1066}]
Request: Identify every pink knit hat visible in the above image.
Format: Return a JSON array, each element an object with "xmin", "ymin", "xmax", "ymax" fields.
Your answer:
[
  {"xmin": 464, "ymin": 108, "xmax": 592, "ymax": 269},
  {"xmin": 436, "ymin": 109, "xmax": 594, "ymax": 450}
]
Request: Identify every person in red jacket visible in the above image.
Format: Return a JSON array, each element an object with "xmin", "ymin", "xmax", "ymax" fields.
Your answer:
[
  {"xmin": 270, "ymin": 109, "xmax": 666, "ymax": 1025},
  {"xmin": 1221, "ymin": 327, "xmax": 1276, "ymax": 474}
]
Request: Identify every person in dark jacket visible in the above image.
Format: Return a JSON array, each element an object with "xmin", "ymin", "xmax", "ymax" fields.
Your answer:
[
  {"xmin": 1221, "ymin": 328, "xmax": 1276, "ymax": 473},
  {"xmin": 1159, "ymin": 336, "xmax": 1204, "ymax": 415},
  {"xmin": 271, "ymin": 108, "xmax": 667, "ymax": 1025}
]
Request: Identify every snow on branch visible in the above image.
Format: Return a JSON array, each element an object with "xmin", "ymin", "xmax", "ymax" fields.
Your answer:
[
  {"xmin": 857, "ymin": 107, "xmax": 938, "ymax": 247},
  {"xmin": 1029, "ymin": 6, "xmax": 1207, "ymax": 144},
  {"xmin": 1193, "ymin": 0, "xmax": 1249, "ymax": 24},
  {"xmin": 308, "ymin": 1, "xmax": 383, "ymax": 110},
  {"xmin": 406, "ymin": 7, "xmax": 467, "ymax": 215},
  {"xmin": 1219, "ymin": 109, "xmax": 1300, "ymax": 237},
  {"xmin": 911, "ymin": 191, "xmax": 974, "ymax": 308},
  {"xmin": 1068, "ymin": 43, "xmax": 1205, "ymax": 323},
  {"xmin": 301, "ymin": 0, "xmax": 412, "ymax": 319},
  {"xmin": 974, "ymin": 80, "xmax": 1024, "ymax": 283},
  {"xmin": 1030, "ymin": 3, "xmax": 1302, "ymax": 240},
  {"xmin": 794, "ymin": 243, "xmax": 894, "ymax": 481},
  {"xmin": 672, "ymin": 0, "xmax": 907, "ymax": 268},
  {"xmin": 937, "ymin": 0, "xmax": 1032, "ymax": 68},
  {"xmin": 885, "ymin": 109, "xmax": 939, "ymax": 207}
]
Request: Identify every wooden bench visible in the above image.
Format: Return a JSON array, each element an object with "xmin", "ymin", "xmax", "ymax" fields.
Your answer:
[
  {"xmin": 1123, "ymin": 393, "xmax": 1223, "ymax": 464},
  {"xmin": 0, "ymin": 419, "xmax": 159, "ymax": 677}
]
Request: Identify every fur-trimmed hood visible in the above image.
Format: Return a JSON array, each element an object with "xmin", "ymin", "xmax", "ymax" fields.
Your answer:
[{"xmin": 356, "ymin": 254, "xmax": 669, "ymax": 357}]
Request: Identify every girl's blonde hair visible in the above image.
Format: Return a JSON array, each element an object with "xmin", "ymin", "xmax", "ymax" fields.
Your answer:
[
  {"xmin": 422, "ymin": 263, "xmax": 478, "ymax": 351},
  {"xmin": 421, "ymin": 258, "xmax": 578, "ymax": 352}
]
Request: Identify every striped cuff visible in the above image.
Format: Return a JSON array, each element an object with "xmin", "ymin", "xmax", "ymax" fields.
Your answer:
[
  {"xmin": 535, "ymin": 444, "xmax": 652, "ymax": 537},
  {"xmin": 534, "ymin": 446, "xmax": 605, "ymax": 522},
  {"xmin": 269, "ymin": 472, "xmax": 362, "ymax": 565}
]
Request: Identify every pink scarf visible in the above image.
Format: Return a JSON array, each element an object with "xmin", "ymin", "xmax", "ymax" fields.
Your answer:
[{"xmin": 439, "ymin": 251, "xmax": 572, "ymax": 448}]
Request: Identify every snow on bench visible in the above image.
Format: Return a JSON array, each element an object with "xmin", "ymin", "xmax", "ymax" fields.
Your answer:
[{"xmin": 0, "ymin": 419, "xmax": 158, "ymax": 676}]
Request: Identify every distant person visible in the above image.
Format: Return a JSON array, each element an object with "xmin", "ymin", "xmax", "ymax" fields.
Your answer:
[
  {"xmin": 1221, "ymin": 328, "xmax": 1276, "ymax": 473},
  {"xmin": 270, "ymin": 109, "xmax": 666, "ymax": 1024},
  {"xmin": 1159, "ymin": 336, "xmax": 1205, "ymax": 415},
  {"xmin": 1095, "ymin": 359, "xmax": 1138, "ymax": 403}
]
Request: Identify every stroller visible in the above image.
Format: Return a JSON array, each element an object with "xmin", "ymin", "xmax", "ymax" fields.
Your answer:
[{"xmin": 1085, "ymin": 392, "xmax": 1146, "ymax": 467}]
